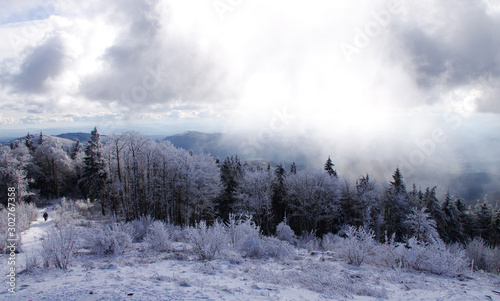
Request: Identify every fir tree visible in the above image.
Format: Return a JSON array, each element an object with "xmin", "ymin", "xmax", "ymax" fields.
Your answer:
[
  {"xmin": 79, "ymin": 127, "xmax": 107, "ymax": 215},
  {"xmin": 290, "ymin": 162, "xmax": 297, "ymax": 175},
  {"xmin": 271, "ymin": 164, "xmax": 287, "ymax": 232},
  {"xmin": 324, "ymin": 156, "xmax": 338, "ymax": 178}
]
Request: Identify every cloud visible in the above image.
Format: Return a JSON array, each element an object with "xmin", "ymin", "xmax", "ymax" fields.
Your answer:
[
  {"xmin": 78, "ymin": 0, "xmax": 232, "ymax": 112},
  {"xmin": 8, "ymin": 33, "xmax": 68, "ymax": 93},
  {"xmin": 389, "ymin": 0, "xmax": 500, "ymax": 112}
]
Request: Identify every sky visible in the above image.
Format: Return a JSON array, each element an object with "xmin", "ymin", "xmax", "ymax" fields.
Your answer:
[{"xmin": 1, "ymin": 0, "xmax": 500, "ymax": 192}]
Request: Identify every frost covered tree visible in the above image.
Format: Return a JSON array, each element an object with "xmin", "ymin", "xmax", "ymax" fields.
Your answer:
[
  {"xmin": 33, "ymin": 137, "xmax": 75, "ymax": 199},
  {"xmin": 441, "ymin": 192, "xmax": 465, "ymax": 244},
  {"xmin": 234, "ymin": 168, "xmax": 273, "ymax": 234},
  {"xmin": 271, "ymin": 164, "xmax": 287, "ymax": 232},
  {"xmin": 381, "ymin": 168, "xmax": 410, "ymax": 241},
  {"xmin": 0, "ymin": 144, "xmax": 33, "ymax": 204},
  {"xmin": 286, "ymin": 169, "xmax": 341, "ymax": 235},
  {"xmin": 216, "ymin": 156, "xmax": 243, "ymax": 222},
  {"xmin": 79, "ymin": 127, "xmax": 107, "ymax": 215},
  {"xmin": 405, "ymin": 207, "xmax": 441, "ymax": 244},
  {"xmin": 324, "ymin": 156, "xmax": 337, "ymax": 178}
]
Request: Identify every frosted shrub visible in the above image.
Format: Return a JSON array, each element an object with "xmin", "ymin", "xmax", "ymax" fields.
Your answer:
[
  {"xmin": 276, "ymin": 221, "xmax": 296, "ymax": 244},
  {"xmin": 188, "ymin": 220, "xmax": 228, "ymax": 260},
  {"xmin": 297, "ymin": 230, "xmax": 321, "ymax": 251},
  {"xmin": 238, "ymin": 234, "xmax": 262, "ymax": 258},
  {"xmin": 380, "ymin": 237, "xmax": 468, "ymax": 276},
  {"xmin": 261, "ymin": 236, "xmax": 296, "ymax": 260},
  {"xmin": 237, "ymin": 235, "xmax": 295, "ymax": 260},
  {"xmin": 130, "ymin": 215, "xmax": 154, "ymax": 242},
  {"xmin": 322, "ymin": 232, "xmax": 342, "ymax": 251},
  {"xmin": 466, "ymin": 237, "xmax": 489, "ymax": 271},
  {"xmin": 41, "ymin": 225, "xmax": 78, "ymax": 270},
  {"xmin": 425, "ymin": 240, "xmax": 468, "ymax": 276},
  {"xmin": 226, "ymin": 214, "xmax": 260, "ymax": 246},
  {"xmin": 145, "ymin": 220, "xmax": 171, "ymax": 252},
  {"xmin": 16, "ymin": 202, "xmax": 39, "ymax": 230},
  {"xmin": 338, "ymin": 226, "xmax": 375, "ymax": 266},
  {"xmin": 83, "ymin": 222, "xmax": 133, "ymax": 256},
  {"xmin": 75, "ymin": 199, "xmax": 93, "ymax": 216}
]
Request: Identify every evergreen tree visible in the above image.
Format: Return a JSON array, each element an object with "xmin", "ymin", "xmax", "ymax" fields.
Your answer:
[
  {"xmin": 216, "ymin": 156, "xmax": 242, "ymax": 221},
  {"xmin": 271, "ymin": 164, "xmax": 287, "ymax": 232},
  {"xmin": 79, "ymin": 127, "xmax": 107, "ymax": 215},
  {"xmin": 290, "ymin": 162, "xmax": 297, "ymax": 175},
  {"xmin": 324, "ymin": 156, "xmax": 338, "ymax": 178},
  {"xmin": 381, "ymin": 168, "xmax": 409, "ymax": 241},
  {"xmin": 422, "ymin": 187, "xmax": 447, "ymax": 242},
  {"xmin": 70, "ymin": 139, "xmax": 83, "ymax": 160},
  {"xmin": 441, "ymin": 191, "xmax": 465, "ymax": 243},
  {"xmin": 25, "ymin": 133, "xmax": 35, "ymax": 153}
]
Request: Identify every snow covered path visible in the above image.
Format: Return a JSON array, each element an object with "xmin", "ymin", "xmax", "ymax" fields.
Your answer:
[{"xmin": 2, "ymin": 205, "xmax": 500, "ymax": 300}]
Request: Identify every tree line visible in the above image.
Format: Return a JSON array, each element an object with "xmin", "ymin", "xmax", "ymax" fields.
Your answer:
[{"xmin": 1, "ymin": 127, "xmax": 499, "ymax": 246}]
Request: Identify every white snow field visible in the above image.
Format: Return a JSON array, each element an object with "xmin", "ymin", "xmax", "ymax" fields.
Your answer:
[{"xmin": 2, "ymin": 204, "xmax": 500, "ymax": 301}]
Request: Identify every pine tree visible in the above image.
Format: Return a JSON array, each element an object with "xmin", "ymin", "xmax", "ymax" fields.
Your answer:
[
  {"xmin": 79, "ymin": 127, "xmax": 107, "ymax": 215},
  {"xmin": 324, "ymin": 156, "xmax": 338, "ymax": 178},
  {"xmin": 441, "ymin": 191, "xmax": 465, "ymax": 243},
  {"xmin": 216, "ymin": 156, "xmax": 242, "ymax": 221},
  {"xmin": 382, "ymin": 168, "xmax": 409, "ymax": 241},
  {"xmin": 25, "ymin": 133, "xmax": 35, "ymax": 153},
  {"xmin": 271, "ymin": 164, "xmax": 287, "ymax": 232},
  {"xmin": 290, "ymin": 162, "xmax": 297, "ymax": 175},
  {"xmin": 70, "ymin": 139, "xmax": 83, "ymax": 160}
]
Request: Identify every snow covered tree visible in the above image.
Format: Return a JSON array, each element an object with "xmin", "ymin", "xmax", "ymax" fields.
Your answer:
[
  {"xmin": 324, "ymin": 156, "xmax": 337, "ymax": 178},
  {"xmin": 216, "ymin": 156, "xmax": 243, "ymax": 222},
  {"xmin": 404, "ymin": 207, "xmax": 441, "ymax": 244},
  {"xmin": 290, "ymin": 162, "xmax": 297, "ymax": 175},
  {"xmin": 271, "ymin": 164, "xmax": 287, "ymax": 232},
  {"xmin": 79, "ymin": 127, "xmax": 107, "ymax": 215},
  {"xmin": 381, "ymin": 168, "xmax": 410, "ymax": 242},
  {"xmin": 234, "ymin": 168, "xmax": 273, "ymax": 234},
  {"xmin": 33, "ymin": 137, "xmax": 75, "ymax": 199},
  {"xmin": 0, "ymin": 144, "xmax": 33, "ymax": 204},
  {"xmin": 286, "ymin": 169, "xmax": 341, "ymax": 235},
  {"xmin": 441, "ymin": 192, "xmax": 465, "ymax": 244}
]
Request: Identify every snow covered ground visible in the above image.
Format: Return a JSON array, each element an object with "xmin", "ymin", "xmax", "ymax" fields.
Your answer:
[{"xmin": 2, "ymin": 205, "xmax": 500, "ymax": 301}]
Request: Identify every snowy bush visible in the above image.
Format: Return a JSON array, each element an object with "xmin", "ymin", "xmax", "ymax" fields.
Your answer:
[
  {"xmin": 297, "ymin": 230, "xmax": 321, "ymax": 251},
  {"xmin": 75, "ymin": 199, "xmax": 93, "ymax": 216},
  {"xmin": 237, "ymin": 234, "xmax": 262, "ymax": 258},
  {"xmin": 425, "ymin": 240, "xmax": 468, "ymax": 276},
  {"xmin": 338, "ymin": 226, "xmax": 375, "ymax": 266},
  {"xmin": 261, "ymin": 236, "xmax": 296, "ymax": 260},
  {"xmin": 466, "ymin": 237, "xmax": 489, "ymax": 272},
  {"xmin": 83, "ymin": 222, "xmax": 133, "ymax": 256},
  {"xmin": 130, "ymin": 215, "xmax": 154, "ymax": 242},
  {"xmin": 237, "ymin": 234, "xmax": 295, "ymax": 260},
  {"xmin": 187, "ymin": 220, "xmax": 228, "ymax": 260},
  {"xmin": 321, "ymin": 232, "xmax": 343, "ymax": 251},
  {"xmin": 16, "ymin": 201, "xmax": 39, "ymax": 230},
  {"xmin": 144, "ymin": 220, "xmax": 172, "ymax": 252},
  {"xmin": 41, "ymin": 225, "xmax": 78, "ymax": 270},
  {"xmin": 276, "ymin": 221, "xmax": 296, "ymax": 244},
  {"xmin": 466, "ymin": 238, "xmax": 500, "ymax": 274},
  {"xmin": 226, "ymin": 214, "xmax": 260, "ymax": 246},
  {"xmin": 379, "ymin": 237, "xmax": 468, "ymax": 276}
]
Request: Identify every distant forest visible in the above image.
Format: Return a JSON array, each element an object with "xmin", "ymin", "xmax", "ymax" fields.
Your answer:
[{"xmin": 1, "ymin": 127, "xmax": 499, "ymax": 246}]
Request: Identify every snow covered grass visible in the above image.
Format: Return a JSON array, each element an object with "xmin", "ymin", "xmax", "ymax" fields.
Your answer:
[{"xmin": 4, "ymin": 204, "xmax": 500, "ymax": 300}]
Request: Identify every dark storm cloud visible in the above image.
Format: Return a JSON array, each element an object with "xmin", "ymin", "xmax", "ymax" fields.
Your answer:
[
  {"xmin": 80, "ymin": 0, "xmax": 231, "ymax": 112},
  {"xmin": 8, "ymin": 34, "xmax": 67, "ymax": 94},
  {"xmin": 391, "ymin": 1, "xmax": 500, "ymax": 112}
]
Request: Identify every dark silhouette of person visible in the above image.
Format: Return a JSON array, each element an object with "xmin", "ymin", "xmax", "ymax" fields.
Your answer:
[{"xmin": 43, "ymin": 212, "xmax": 48, "ymax": 221}]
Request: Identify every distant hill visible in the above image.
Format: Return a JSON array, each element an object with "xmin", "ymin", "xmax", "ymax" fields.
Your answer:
[
  {"xmin": 162, "ymin": 131, "xmax": 244, "ymax": 159},
  {"xmin": 55, "ymin": 132, "xmax": 92, "ymax": 143}
]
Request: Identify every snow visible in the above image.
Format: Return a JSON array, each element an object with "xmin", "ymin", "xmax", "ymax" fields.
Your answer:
[{"xmin": 2, "ymin": 204, "xmax": 500, "ymax": 301}]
